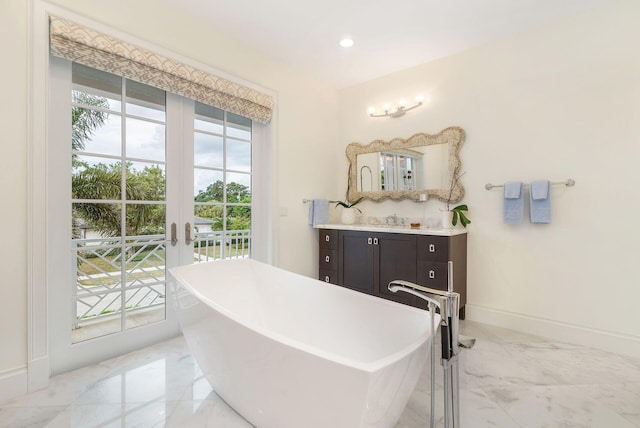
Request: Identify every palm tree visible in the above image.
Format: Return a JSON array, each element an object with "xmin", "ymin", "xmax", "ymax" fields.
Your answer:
[
  {"xmin": 71, "ymin": 93, "xmax": 165, "ymax": 238},
  {"xmin": 71, "ymin": 92, "xmax": 110, "ymax": 239},
  {"xmin": 72, "ymin": 91, "xmax": 110, "ymax": 153}
]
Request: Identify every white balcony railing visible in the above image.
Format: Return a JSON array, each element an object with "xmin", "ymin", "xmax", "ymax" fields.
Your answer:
[{"xmin": 72, "ymin": 229, "xmax": 251, "ymax": 329}]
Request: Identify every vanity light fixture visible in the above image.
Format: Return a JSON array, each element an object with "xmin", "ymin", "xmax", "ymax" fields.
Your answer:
[{"xmin": 368, "ymin": 95, "xmax": 424, "ymax": 118}]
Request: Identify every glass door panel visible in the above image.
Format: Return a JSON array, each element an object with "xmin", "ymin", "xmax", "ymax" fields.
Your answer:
[
  {"xmin": 71, "ymin": 64, "xmax": 168, "ymax": 343},
  {"xmin": 192, "ymin": 102, "xmax": 252, "ymax": 264}
]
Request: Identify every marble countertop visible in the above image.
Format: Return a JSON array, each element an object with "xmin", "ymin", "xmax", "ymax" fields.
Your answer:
[{"xmin": 315, "ymin": 223, "xmax": 468, "ymax": 236}]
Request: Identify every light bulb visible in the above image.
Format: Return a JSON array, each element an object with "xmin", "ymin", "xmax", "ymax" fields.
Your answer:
[
  {"xmin": 416, "ymin": 94, "xmax": 425, "ymax": 103},
  {"xmin": 339, "ymin": 38, "xmax": 354, "ymax": 48},
  {"xmin": 398, "ymin": 98, "xmax": 407, "ymax": 108},
  {"xmin": 367, "ymin": 107, "xmax": 376, "ymax": 115},
  {"xmin": 383, "ymin": 104, "xmax": 391, "ymax": 112}
]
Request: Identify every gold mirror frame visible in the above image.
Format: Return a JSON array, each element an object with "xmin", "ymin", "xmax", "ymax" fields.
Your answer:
[{"xmin": 346, "ymin": 126, "xmax": 465, "ymax": 202}]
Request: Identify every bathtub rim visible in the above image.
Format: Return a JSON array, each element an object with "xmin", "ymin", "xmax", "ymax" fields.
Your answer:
[{"xmin": 169, "ymin": 259, "xmax": 440, "ymax": 373}]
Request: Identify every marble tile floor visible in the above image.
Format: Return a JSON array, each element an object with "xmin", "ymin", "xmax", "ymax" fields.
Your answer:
[{"xmin": 2, "ymin": 320, "xmax": 639, "ymax": 427}]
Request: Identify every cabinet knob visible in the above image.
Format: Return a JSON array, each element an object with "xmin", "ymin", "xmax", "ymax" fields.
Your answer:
[
  {"xmin": 429, "ymin": 270, "xmax": 435, "ymax": 279},
  {"xmin": 368, "ymin": 237, "xmax": 373, "ymax": 245},
  {"xmin": 325, "ymin": 255, "xmax": 330, "ymax": 263},
  {"xmin": 373, "ymin": 237, "xmax": 379, "ymax": 245},
  {"xmin": 429, "ymin": 244, "xmax": 436, "ymax": 253},
  {"xmin": 325, "ymin": 275, "xmax": 330, "ymax": 283},
  {"xmin": 325, "ymin": 235, "xmax": 330, "ymax": 242}
]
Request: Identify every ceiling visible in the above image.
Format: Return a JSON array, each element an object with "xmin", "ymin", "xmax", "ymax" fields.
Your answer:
[{"xmin": 173, "ymin": 0, "xmax": 616, "ymax": 88}]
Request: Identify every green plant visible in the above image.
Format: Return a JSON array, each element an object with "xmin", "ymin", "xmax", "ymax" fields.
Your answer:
[
  {"xmin": 330, "ymin": 196, "xmax": 364, "ymax": 213},
  {"xmin": 450, "ymin": 204, "xmax": 471, "ymax": 227},
  {"xmin": 445, "ymin": 165, "xmax": 471, "ymax": 228}
]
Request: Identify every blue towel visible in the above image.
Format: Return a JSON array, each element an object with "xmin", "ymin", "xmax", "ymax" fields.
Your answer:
[
  {"xmin": 530, "ymin": 180, "xmax": 551, "ymax": 224},
  {"xmin": 309, "ymin": 199, "xmax": 329, "ymax": 228},
  {"xmin": 503, "ymin": 182, "xmax": 523, "ymax": 224}
]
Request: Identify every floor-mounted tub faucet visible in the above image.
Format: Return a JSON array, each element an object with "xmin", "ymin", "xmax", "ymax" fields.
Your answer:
[{"xmin": 389, "ymin": 261, "xmax": 474, "ymax": 428}]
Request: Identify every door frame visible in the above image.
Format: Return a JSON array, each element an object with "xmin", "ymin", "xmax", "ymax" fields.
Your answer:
[{"xmin": 28, "ymin": 0, "xmax": 277, "ymax": 391}]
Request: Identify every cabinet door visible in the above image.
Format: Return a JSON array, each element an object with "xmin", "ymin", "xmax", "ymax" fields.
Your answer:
[
  {"xmin": 377, "ymin": 233, "xmax": 417, "ymax": 306},
  {"xmin": 339, "ymin": 230, "xmax": 375, "ymax": 295}
]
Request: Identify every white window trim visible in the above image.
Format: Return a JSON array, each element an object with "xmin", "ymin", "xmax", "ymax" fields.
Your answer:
[{"xmin": 28, "ymin": 0, "xmax": 278, "ymax": 392}]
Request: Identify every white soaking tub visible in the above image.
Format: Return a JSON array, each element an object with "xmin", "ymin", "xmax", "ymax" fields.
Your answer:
[{"xmin": 169, "ymin": 259, "xmax": 438, "ymax": 428}]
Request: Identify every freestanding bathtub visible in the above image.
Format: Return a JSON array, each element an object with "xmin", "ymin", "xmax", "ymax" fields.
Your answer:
[{"xmin": 169, "ymin": 259, "xmax": 439, "ymax": 428}]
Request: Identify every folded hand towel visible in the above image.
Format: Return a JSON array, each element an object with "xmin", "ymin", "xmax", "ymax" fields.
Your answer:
[
  {"xmin": 503, "ymin": 182, "xmax": 523, "ymax": 224},
  {"xmin": 309, "ymin": 199, "xmax": 329, "ymax": 228},
  {"xmin": 531, "ymin": 179, "xmax": 549, "ymax": 200},
  {"xmin": 530, "ymin": 180, "xmax": 551, "ymax": 224}
]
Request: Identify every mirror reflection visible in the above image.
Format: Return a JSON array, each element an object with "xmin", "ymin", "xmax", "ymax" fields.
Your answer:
[
  {"xmin": 346, "ymin": 127, "xmax": 465, "ymax": 202},
  {"xmin": 356, "ymin": 144, "xmax": 449, "ymax": 192}
]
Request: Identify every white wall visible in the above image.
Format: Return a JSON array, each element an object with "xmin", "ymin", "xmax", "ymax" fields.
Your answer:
[
  {"xmin": 0, "ymin": 0, "xmax": 28, "ymax": 402},
  {"xmin": 1, "ymin": 0, "xmax": 339, "ymax": 400},
  {"xmin": 338, "ymin": 0, "xmax": 640, "ymax": 356}
]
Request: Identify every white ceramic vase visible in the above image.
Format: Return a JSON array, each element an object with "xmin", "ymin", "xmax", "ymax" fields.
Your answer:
[{"xmin": 341, "ymin": 207, "xmax": 357, "ymax": 225}]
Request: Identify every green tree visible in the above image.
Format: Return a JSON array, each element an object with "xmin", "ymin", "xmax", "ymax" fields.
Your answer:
[
  {"xmin": 194, "ymin": 180, "xmax": 251, "ymax": 232},
  {"xmin": 73, "ymin": 162, "xmax": 165, "ymax": 237},
  {"xmin": 72, "ymin": 92, "xmax": 110, "ymax": 154},
  {"xmin": 194, "ymin": 180, "xmax": 251, "ymax": 203},
  {"xmin": 71, "ymin": 92, "xmax": 110, "ymax": 238},
  {"xmin": 71, "ymin": 92, "xmax": 168, "ymax": 238}
]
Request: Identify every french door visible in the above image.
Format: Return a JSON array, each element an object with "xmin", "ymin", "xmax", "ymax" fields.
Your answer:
[{"xmin": 48, "ymin": 57, "xmax": 255, "ymax": 374}]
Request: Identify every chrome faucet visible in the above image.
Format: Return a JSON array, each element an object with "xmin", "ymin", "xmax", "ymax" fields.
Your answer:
[
  {"xmin": 388, "ymin": 261, "xmax": 474, "ymax": 428},
  {"xmin": 385, "ymin": 213, "xmax": 399, "ymax": 226}
]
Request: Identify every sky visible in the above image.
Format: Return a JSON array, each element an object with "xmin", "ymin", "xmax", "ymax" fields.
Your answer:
[{"xmin": 75, "ymin": 95, "xmax": 252, "ymax": 198}]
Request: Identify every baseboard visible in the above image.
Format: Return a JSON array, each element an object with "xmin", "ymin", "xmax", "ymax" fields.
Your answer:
[
  {"xmin": 28, "ymin": 355, "xmax": 49, "ymax": 392},
  {"xmin": 466, "ymin": 304, "xmax": 640, "ymax": 360},
  {"xmin": 0, "ymin": 356, "xmax": 48, "ymax": 405},
  {"xmin": 0, "ymin": 366, "xmax": 28, "ymax": 404}
]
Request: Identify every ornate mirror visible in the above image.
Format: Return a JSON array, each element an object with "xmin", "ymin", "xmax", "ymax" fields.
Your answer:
[{"xmin": 346, "ymin": 126, "xmax": 465, "ymax": 202}]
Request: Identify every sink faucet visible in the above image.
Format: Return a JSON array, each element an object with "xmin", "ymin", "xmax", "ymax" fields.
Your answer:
[{"xmin": 385, "ymin": 214, "xmax": 406, "ymax": 226}]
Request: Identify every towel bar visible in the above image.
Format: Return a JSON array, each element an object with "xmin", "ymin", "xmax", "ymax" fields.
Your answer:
[{"xmin": 485, "ymin": 179, "xmax": 575, "ymax": 190}]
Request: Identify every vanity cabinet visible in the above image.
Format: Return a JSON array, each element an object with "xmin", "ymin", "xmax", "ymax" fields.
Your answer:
[
  {"xmin": 337, "ymin": 231, "xmax": 417, "ymax": 302},
  {"xmin": 318, "ymin": 227, "xmax": 467, "ymax": 318}
]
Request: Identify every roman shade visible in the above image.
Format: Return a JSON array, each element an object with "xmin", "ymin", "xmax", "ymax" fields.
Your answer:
[{"xmin": 49, "ymin": 16, "xmax": 273, "ymax": 124}]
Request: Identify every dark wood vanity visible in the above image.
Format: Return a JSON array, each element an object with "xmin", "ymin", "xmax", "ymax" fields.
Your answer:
[{"xmin": 318, "ymin": 226, "xmax": 467, "ymax": 319}]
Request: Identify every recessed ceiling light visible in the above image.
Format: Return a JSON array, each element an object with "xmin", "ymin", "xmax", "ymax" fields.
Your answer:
[{"xmin": 339, "ymin": 38, "xmax": 354, "ymax": 48}]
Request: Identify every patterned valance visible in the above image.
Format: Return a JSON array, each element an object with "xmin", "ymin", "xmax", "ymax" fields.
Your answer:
[{"xmin": 49, "ymin": 16, "xmax": 273, "ymax": 124}]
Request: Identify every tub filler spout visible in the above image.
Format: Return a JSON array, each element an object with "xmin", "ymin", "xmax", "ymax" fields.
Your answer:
[{"xmin": 388, "ymin": 261, "xmax": 474, "ymax": 428}]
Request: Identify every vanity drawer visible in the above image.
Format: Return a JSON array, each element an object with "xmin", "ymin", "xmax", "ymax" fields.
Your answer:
[
  {"xmin": 319, "ymin": 229, "xmax": 338, "ymax": 250},
  {"xmin": 417, "ymin": 235, "xmax": 450, "ymax": 262},
  {"xmin": 319, "ymin": 248, "xmax": 338, "ymax": 271},
  {"xmin": 416, "ymin": 261, "xmax": 448, "ymax": 290},
  {"xmin": 319, "ymin": 269, "xmax": 338, "ymax": 285}
]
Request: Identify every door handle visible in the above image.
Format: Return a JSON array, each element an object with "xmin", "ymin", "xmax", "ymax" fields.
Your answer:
[
  {"xmin": 429, "ymin": 270, "xmax": 435, "ymax": 279},
  {"xmin": 170, "ymin": 223, "xmax": 178, "ymax": 246},
  {"xmin": 185, "ymin": 222, "xmax": 193, "ymax": 245}
]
